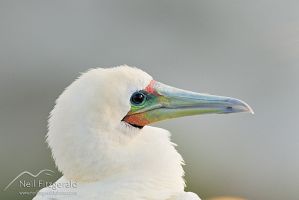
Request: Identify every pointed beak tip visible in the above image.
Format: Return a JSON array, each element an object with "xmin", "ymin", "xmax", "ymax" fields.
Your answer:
[
  {"xmin": 248, "ymin": 106, "xmax": 255, "ymax": 115},
  {"xmin": 237, "ymin": 99, "xmax": 254, "ymax": 115},
  {"xmin": 240, "ymin": 100, "xmax": 254, "ymax": 115},
  {"xmin": 226, "ymin": 98, "xmax": 254, "ymax": 115},
  {"xmin": 244, "ymin": 104, "xmax": 254, "ymax": 114}
]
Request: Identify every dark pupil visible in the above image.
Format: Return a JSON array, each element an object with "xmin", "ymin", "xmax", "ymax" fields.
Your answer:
[{"xmin": 131, "ymin": 92, "xmax": 145, "ymax": 105}]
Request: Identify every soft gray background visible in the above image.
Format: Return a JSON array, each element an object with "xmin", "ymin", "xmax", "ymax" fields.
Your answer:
[{"xmin": 1, "ymin": 1, "xmax": 299, "ymax": 200}]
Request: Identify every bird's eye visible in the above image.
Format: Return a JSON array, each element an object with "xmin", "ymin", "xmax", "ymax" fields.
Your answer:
[{"xmin": 130, "ymin": 92, "xmax": 146, "ymax": 106}]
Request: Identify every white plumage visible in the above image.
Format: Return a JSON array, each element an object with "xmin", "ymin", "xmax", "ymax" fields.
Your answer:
[{"xmin": 34, "ymin": 65, "xmax": 252, "ymax": 200}]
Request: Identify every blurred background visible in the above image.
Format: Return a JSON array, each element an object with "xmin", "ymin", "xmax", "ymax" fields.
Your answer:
[{"xmin": 1, "ymin": 0, "xmax": 299, "ymax": 199}]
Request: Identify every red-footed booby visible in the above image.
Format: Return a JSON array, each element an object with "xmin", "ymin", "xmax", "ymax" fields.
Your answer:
[{"xmin": 33, "ymin": 65, "xmax": 253, "ymax": 200}]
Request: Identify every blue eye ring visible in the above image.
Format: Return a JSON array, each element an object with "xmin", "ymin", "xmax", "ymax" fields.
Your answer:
[{"xmin": 130, "ymin": 91, "xmax": 146, "ymax": 106}]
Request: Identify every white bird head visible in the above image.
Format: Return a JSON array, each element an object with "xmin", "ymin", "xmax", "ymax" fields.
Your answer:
[{"xmin": 47, "ymin": 65, "xmax": 252, "ymax": 182}]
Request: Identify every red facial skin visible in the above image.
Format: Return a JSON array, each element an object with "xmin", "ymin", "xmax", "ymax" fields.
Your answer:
[
  {"xmin": 144, "ymin": 80, "xmax": 158, "ymax": 95},
  {"xmin": 122, "ymin": 80, "xmax": 157, "ymax": 127},
  {"xmin": 123, "ymin": 114, "xmax": 150, "ymax": 127}
]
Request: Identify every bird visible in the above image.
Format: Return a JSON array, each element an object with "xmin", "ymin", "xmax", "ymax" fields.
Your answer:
[{"xmin": 33, "ymin": 65, "xmax": 253, "ymax": 200}]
